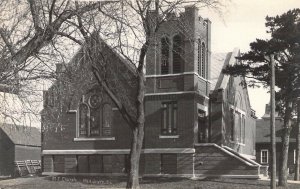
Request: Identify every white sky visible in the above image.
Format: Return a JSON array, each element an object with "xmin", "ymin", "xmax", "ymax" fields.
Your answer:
[{"xmin": 200, "ymin": 0, "xmax": 299, "ymax": 118}]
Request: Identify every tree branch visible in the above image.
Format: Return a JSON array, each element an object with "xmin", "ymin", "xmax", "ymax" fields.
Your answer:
[
  {"xmin": 0, "ymin": 28, "xmax": 15, "ymax": 56},
  {"xmin": 56, "ymin": 31, "xmax": 83, "ymax": 45},
  {"xmin": 49, "ymin": 0, "xmax": 57, "ymax": 24},
  {"xmin": 12, "ymin": 2, "xmax": 113, "ymax": 67},
  {"xmin": 27, "ymin": 0, "xmax": 42, "ymax": 32},
  {"xmin": 91, "ymin": 65, "xmax": 136, "ymax": 128}
]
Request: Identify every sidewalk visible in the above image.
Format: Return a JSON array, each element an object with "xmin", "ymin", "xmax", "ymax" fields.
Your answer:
[{"xmin": 259, "ymin": 177, "xmax": 300, "ymax": 184}]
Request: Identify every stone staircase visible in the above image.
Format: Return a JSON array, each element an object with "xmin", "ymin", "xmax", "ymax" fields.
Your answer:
[{"xmin": 194, "ymin": 143, "xmax": 263, "ymax": 179}]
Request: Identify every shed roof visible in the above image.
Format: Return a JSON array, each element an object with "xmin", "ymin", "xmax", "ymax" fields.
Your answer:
[{"xmin": 0, "ymin": 123, "xmax": 41, "ymax": 146}]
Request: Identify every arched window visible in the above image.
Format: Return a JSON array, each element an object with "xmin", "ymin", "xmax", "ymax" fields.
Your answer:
[
  {"xmin": 77, "ymin": 93, "xmax": 113, "ymax": 138},
  {"xmin": 197, "ymin": 39, "xmax": 201, "ymax": 75},
  {"xmin": 161, "ymin": 37, "xmax": 170, "ymax": 74},
  {"xmin": 89, "ymin": 93, "xmax": 101, "ymax": 136},
  {"xmin": 173, "ymin": 35, "xmax": 183, "ymax": 73},
  {"xmin": 79, "ymin": 103, "xmax": 90, "ymax": 137},
  {"xmin": 102, "ymin": 103, "xmax": 112, "ymax": 136},
  {"xmin": 201, "ymin": 42, "xmax": 206, "ymax": 78}
]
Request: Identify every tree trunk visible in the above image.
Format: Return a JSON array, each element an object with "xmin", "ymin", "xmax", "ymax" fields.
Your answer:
[
  {"xmin": 126, "ymin": 126, "xmax": 143, "ymax": 189},
  {"xmin": 294, "ymin": 98, "xmax": 300, "ymax": 180},
  {"xmin": 278, "ymin": 99, "xmax": 293, "ymax": 186},
  {"xmin": 126, "ymin": 72, "xmax": 145, "ymax": 189}
]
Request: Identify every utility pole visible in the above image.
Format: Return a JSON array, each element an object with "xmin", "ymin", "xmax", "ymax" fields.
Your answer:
[
  {"xmin": 270, "ymin": 54, "xmax": 276, "ymax": 189},
  {"xmin": 295, "ymin": 97, "xmax": 300, "ymax": 180}
]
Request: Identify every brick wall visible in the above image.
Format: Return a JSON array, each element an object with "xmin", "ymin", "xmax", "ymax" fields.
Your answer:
[
  {"xmin": 145, "ymin": 6, "xmax": 210, "ymax": 96},
  {"xmin": 42, "ymin": 109, "xmax": 132, "ymax": 150},
  {"xmin": 221, "ymin": 76, "xmax": 256, "ymax": 156},
  {"xmin": 43, "ymin": 153, "xmax": 193, "ymax": 175},
  {"xmin": 195, "ymin": 145, "xmax": 259, "ymax": 176},
  {"xmin": 144, "ymin": 94, "xmax": 197, "ymax": 149}
]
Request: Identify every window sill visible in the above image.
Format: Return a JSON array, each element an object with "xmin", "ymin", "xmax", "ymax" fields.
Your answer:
[
  {"xmin": 159, "ymin": 135, "xmax": 179, "ymax": 139},
  {"xmin": 74, "ymin": 137, "xmax": 115, "ymax": 141}
]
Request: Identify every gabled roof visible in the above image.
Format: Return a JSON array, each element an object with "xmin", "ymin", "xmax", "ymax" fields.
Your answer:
[
  {"xmin": 210, "ymin": 48, "xmax": 254, "ymax": 115},
  {"xmin": 210, "ymin": 52, "xmax": 231, "ymax": 91},
  {"xmin": 45, "ymin": 34, "xmax": 138, "ymax": 120},
  {"xmin": 0, "ymin": 123, "xmax": 41, "ymax": 147},
  {"xmin": 256, "ymin": 119, "xmax": 296, "ymax": 143},
  {"xmin": 210, "ymin": 48, "xmax": 240, "ymax": 91}
]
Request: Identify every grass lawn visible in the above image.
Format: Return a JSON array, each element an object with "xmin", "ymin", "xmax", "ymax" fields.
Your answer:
[{"xmin": 0, "ymin": 176, "xmax": 299, "ymax": 189}]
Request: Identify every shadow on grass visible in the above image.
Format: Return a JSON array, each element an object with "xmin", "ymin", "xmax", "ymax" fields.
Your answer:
[
  {"xmin": 140, "ymin": 176, "xmax": 189, "ymax": 184},
  {"xmin": 42, "ymin": 175, "xmax": 189, "ymax": 186},
  {"xmin": 43, "ymin": 175, "xmax": 127, "ymax": 185},
  {"xmin": 200, "ymin": 177, "xmax": 269, "ymax": 187},
  {"xmin": 41, "ymin": 175, "xmax": 273, "ymax": 188}
]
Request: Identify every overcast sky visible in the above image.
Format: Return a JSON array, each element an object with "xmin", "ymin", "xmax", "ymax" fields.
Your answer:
[{"xmin": 200, "ymin": 0, "xmax": 299, "ymax": 118}]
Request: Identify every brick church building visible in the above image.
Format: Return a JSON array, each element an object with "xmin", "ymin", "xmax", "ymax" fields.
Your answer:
[{"xmin": 41, "ymin": 6, "xmax": 260, "ymax": 178}]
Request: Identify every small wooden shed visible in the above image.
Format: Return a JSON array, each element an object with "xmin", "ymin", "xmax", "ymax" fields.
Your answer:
[{"xmin": 0, "ymin": 123, "xmax": 41, "ymax": 176}]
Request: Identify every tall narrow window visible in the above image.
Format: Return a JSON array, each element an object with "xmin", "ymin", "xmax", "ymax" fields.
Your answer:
[
  {"xmin": 241, "ymin": 115, "xmax": 245, "ymax": 143},
  {"xmin": 201, "ymin": 42, "xmax": 206, "ymax": 78},
  {"xmin": 173, "ymin": 35, "xmax": 183, "ymax": 73},
  {"xmin": 197, "ymin": 39, "xmax": 201, "ymax": 75},
  {"xmin": 294, "ymin": 149, "xmax": 297, "ymax": 164},
  {"xmin": 230, "ymin": 109, "xmax": 235, "ymax": 141},
  {"xmin": 236, "ymin": 111, "xmax": 241, "ymax": 142},
  {"xmin": 161, "ymin": 102, "xmax": 177, "ymax": 135},
  {"xmin": 89, "ymin": 94, "xmax": 101, "ymax": 136},
  {"xmin": 261, "ymin": 149, "xmax": 268, "ymax": 164},
  {"xmin": 161, "ymin": 37, "xmax": 169, "ymax": 74},
  {"xmin": 79, "ymin": 103, "xmax": 89, "ymax": 137},
  {"xmin": 102, "ymin": 103, "xmax": 112, "ymax": 136}
]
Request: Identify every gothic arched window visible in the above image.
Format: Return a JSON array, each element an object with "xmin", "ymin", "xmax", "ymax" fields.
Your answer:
[
  {"xmin": 197, "ymin": 39, "xmax": 201, "ymax": 75},
  {"xmin": 201, "ymin": 42, "xmax": 206, "ymax": 78},
  {"xmin": 102, "ymin": 103, "xmax": 112, "ymax": 136},
  {"xmin": 173, "ymin": 35, "xmax": 183, "ymax": 73},
  {"xmin": 161, "ymin": 37, "xmax": 170, "ymax": 74},
  {"xmin": 77, "ymin": 93, "xmax": 113, "ymax": 138},
  {"xmin": 79, "ymin": 103, "xmax": 90, "ymax": 137}
]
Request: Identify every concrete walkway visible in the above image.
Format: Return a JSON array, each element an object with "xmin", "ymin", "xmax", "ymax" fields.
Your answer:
[{"xmin": 259, "ymin": 177, "xmax": 300, "ymax": 184}]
